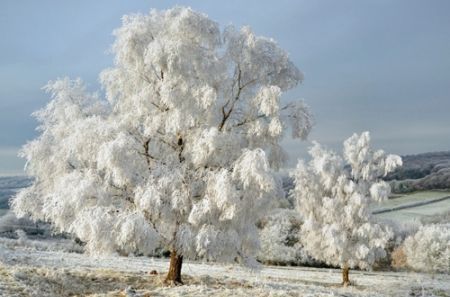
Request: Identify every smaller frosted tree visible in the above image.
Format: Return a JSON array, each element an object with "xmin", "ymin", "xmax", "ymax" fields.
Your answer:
[{"xmin": 291, "ymin": 132, "xmax": 402, "ymax": 285}]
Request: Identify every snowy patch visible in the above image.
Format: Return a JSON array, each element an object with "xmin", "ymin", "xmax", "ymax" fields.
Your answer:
[{"xmin": 0, "ymin": 242, "xmax": 449, "ymax": 297}]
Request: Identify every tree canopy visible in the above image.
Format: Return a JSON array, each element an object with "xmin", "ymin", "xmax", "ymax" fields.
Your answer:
[{"xmin": 13, "ymin": 7, "xmax": 313, "ymax": 272}]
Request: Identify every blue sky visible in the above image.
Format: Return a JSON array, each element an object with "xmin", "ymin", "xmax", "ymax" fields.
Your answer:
[{"xmin": 1, "ymin": 0, "xmax": 450, "ymax": 174}]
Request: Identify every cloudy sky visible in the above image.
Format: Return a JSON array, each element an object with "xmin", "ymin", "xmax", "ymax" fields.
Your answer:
[{"xmin": 1, "ymin": 0, "xmax": 449, "ymax": 174}]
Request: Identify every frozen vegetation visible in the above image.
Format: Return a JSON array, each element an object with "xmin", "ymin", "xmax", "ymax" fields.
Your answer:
[
  {"xmin": 402, "ymin": 224, "xmax": 450, "ymax": 273},
  {"xmin": 291, "ymin": 132, "xmax": 402, "ymax": 285},
  {"xmin": 257, "ymin": 208, "xmax": 316, "ymax": 266},
  {"xmin": 1, "ymin": 6, "xmax": 449, "ymax": 297}
]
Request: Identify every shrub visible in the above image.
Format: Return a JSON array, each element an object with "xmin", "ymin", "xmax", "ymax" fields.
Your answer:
[
  {"xmin": 258, "ymin": 209, "xmax": 315, "ymax": 266},
  {"xmin": 403, "ymin": 224, "xmax": 450, "ymax": 273}
]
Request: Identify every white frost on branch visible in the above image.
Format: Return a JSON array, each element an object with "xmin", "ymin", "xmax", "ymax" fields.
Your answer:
[{"xmin": 12, "ymin": 7, "xmax": 313, "ymax": 264}]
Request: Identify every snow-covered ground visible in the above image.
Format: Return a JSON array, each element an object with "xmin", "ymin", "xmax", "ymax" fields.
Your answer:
[{"xmin": 0, "ymin": 239, "xmax": 449, "ymax": 297}]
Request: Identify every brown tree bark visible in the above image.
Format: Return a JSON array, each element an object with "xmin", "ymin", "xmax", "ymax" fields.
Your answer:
[
  {"xmin": 165, "ymin": 250, "xmax": 183, "ymax": 285},
  {"xmin": 342, "ymin": 266, "xmax": 350, "ymax": 286}
]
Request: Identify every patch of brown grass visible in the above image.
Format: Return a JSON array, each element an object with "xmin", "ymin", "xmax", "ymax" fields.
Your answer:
[{"xmin": 391, "ymin": 246, "xmax": 407, "ymax": 270}]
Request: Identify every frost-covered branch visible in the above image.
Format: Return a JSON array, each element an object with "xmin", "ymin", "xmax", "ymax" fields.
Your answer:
[{"xmin": 219, "ymin": 66, "xmax": 244, "ymax": 131}]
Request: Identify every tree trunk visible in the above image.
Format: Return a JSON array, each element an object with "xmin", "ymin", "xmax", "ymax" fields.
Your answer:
[
  {"xmin": 165, "ymin": 250, "xmax": 183, "ymax": 285},
  {"xmin": 342, "ymin": 266, "xmax": 350, "ymax": 286}
]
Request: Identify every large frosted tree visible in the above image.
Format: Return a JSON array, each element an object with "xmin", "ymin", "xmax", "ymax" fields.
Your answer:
[
  {"xmin": 291, "ymin": 132, "xmax": 401, "ymax": 286},
  {"xmin": 12, "ymin": 7, "xmax": 313, "ymax": 284}
]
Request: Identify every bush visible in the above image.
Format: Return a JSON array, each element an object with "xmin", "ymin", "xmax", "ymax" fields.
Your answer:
[
  {"xmin": 403, "ymin": 224, "xmax": 450, "ymax": 273},
  {"xmin": 376, "ymin": 217, "xmax": 420, "ymax": 246},
  {"xmin": 391, "ymin": 246, "xmax": 407, "ymax": 270},
  {"xmin": 257, "ymin": 209, "xmax": 316, "ymax": 266}
]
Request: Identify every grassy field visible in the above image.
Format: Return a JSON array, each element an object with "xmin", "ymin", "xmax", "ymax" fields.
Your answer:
[
  {"xmin": 382, "ymin": 191, "xmax": 450, "ymax": 207},
  {"xmin": 373, "ymin": 190, "xmax": 450, "ymax": 223}
]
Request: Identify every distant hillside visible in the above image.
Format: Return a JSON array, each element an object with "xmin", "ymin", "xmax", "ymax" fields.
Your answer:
[
  {"xmin": 385, "ymin": 151, "xmax": 450, "ymax": 193},
  {"xmin": 280, "ymin": 152, "xmax": 450, "ymax": 195},
  {"xmin": 0, "ymin": 176, "xmax": 33, "ymax": 209}
]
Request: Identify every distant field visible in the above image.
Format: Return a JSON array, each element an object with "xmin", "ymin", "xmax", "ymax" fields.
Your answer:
[
  {"xmin": 373, "ymin": 191, "xmax": 450, "ymax": 223},
  {"xmin": 0, "ymin": 176, "xmax": 33, "ymax": 218},
  {"xmin": 384, "ymin": 191, "xmax": 450, "ymax": 207},
  {"xmin": 0, "ymin": 209, "xmax": 8, "ymax": 217},
  {"xmin": 0, "ymin": 189, "xmax": 16, "ymax": 217}
]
